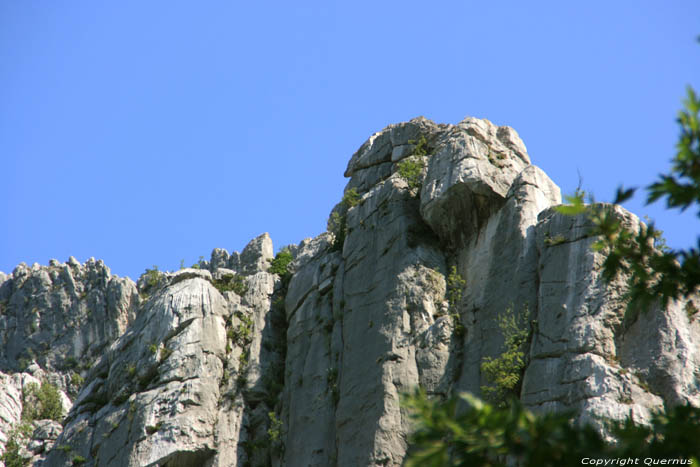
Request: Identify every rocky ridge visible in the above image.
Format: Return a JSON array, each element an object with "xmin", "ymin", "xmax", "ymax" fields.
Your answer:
[{"xmin": 1, "ymin": 116, "xmax": 698, "ymax": 466}]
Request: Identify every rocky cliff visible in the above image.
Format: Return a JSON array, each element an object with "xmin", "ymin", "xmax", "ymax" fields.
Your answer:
[{"xmin": 1, "ymin": 116, "xmax": 698, "ymax": 466}]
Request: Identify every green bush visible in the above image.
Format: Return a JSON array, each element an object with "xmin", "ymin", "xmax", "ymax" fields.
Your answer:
[
  {"xmin": 213, "ymin": 273, "xmax": 248, "ymax": 296},
  {"xmin": 446, "ymin": 266, "xmax": 465, "ymax": 311},
  {"xmin": 397, "ymin": 157, "xmax": 426, "ymax": 192},
  {"xmin": 70, "ymin": 372, "xmax": 85, "ymax": 388},
  {"xmin": 21, "ymin": 381, "xmax": 63, "ymax": 422},
  {"xmin": 480, "ymin": 306, "xmax": 530, "ymax": 405},
  {"xmin": 1, "ymin": 434, "xmax": 29, "ymax": 467},
  {"xmin": 145, "ymin": 421, "xmax": 163, "ymax": 435},
  {"xmin": 144, "ymin": 265, "xmax": 162, "ymax": 288},
  {"xmin": 328, "ymin": 211, "xmax": 347, "ymax": 252},
  {"xmin": 342, "ymin": 187, "xmax": 360, "ymax": 207},
  {"xmin": 227, "ymin": 313, "xmax": 254, "ymax": 346},
  {"xmin": 268, "ymin": 248, "xmax": 293, "ymax": 282},
  {"xmin": 328, "ymin": 188, "xmax": 363, "ymax": 252},
  {"xmin": 446, "ymin": 266, "xmax": 466, "ymax": 335},
  {"xmin": 268, "ymin": 411, "xmax": 283, "ymax": 442},
  {"xmin": 409, "ymin": 135, "xmax": 430, "ymax": 156}
]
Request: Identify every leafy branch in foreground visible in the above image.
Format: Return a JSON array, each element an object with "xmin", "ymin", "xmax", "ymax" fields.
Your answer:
[
  {"xmin": 403, "ymin": 388, "xmax": 700, "ymax": 467},
  {"xmin": 556, "ymin": 87, "xmax": 700, "ymax": 316}
]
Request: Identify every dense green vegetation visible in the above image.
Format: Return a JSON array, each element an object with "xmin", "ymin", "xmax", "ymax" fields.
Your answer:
[{"xmin": 403, "ymin": 389, "xmax": 700, "ymax": 467}]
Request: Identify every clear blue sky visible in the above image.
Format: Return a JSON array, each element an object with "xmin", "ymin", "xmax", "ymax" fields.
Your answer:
[{"xmin": 2, "ymin": 2, "xmax": 699, "ymax": 281}]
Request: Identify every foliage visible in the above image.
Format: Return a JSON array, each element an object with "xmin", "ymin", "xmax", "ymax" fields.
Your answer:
[
  {"xmin": 227, "ymin": 312, "xmax": 254, "ymax": 346},
  {"xmin": 648, "ymin": 87, "xmax": 700, "ymax": 214},
  {"xmin": 268, "ymin": 247, "xmax": 294, "ymax": 285},
  {"xmin": 236, "ymin": 348, "xmax": 250, "ymax": 387},
  {"xmin": 329, "ymin": 211, "xmax": 347, "ymax": 252},
  {"xmin": 268, "ymin": 411, "xmax": 283, "ymax": 442},
  {"xmin": 544, "ymin": 233, "xmax": 566, "ymax": 246},
  {"xmin": 403, "ymin": 53, "xmax": 700, "ymax": 467},
  {"xmin": 480, "ymin": 307, "xmax": 530, "ymax": 405},
  {"xmin": 446, "ymin": 266, "xmax": 465, "ymax": 311},
  {"xmin": 70, "ymin": 371, "xmax": 85, "ymax": 388},
  {"xmin": 446, "ymin": 266, "xmax": 467, "ymax": 336},
  {"xmin": 72, "ymin": 455, "xmax": 87, "ymax": 465},
  {"xmin": 159, "ymin": 346, "xmax": 173, "ymax": 362},
  {"xmin": 213, "ymin": 273, "xmax": 248, "ymax": 296},
  {"xmin": 342, "ymin": 187, "xmax": 360, "ymax": 207},
  {"xmin": 396, "ymin": 135, "xmax": 431, "ymax": 192},
  {"xmin": 144, "ymin": 265, "xmax": 163, "ymax": 288},
  {"xmin": 403, "ymin": 388, "xmax": 700, "ymax": 467},
  {"xmin": 397, "ymin": 156, "xmax": 426, "ymax": 192},
  {"xmin": 22, "ymin": 381, "xmax": 63, "ymax": 422},
  {"xmin": 145, "ymin": 421, "xmax": 163, "ymax": 435},
  {"xmin": 1, "ymin": 434, "xmax": 29, "ymax": 467},
  {"xmin": 409, "ymin": 135, "xmax": 430, "ymax": 156},
  {"xmin": 328, "ymin": 187, "xmax": 366, "ymax": 251},
  {"xmin": 556, "ymin": 87, "xmax": 700, "ymax": 318}
]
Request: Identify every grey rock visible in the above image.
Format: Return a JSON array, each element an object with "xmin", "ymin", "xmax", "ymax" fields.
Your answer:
[
  {"xmin": 4, "ymin": 116, "xmax": 699, "ymax": 466},
  {"xmin": 420, "ymin": 118, "xmax": 531, "ymax": 247},
  {"xmin": 520, "ymin": 205, "xmax": 699, "ymax": 432},
  {"xmin": 240, "ymin": 233, "xmax": 274, "ymax": 275},
  {"xmin": 344, "ymin": 117, "xmax": 441, "ymax": 177},
  {"xmin": 0, "ymin": 257, "xmax": 139, "ymax": 460},
  {"xmin": 0, "ymin": 372, "xmax": 22, "ymax": 452},
  {"xmin": 169, "ymin": 267, "xmax": 213, "ymax": 286}
]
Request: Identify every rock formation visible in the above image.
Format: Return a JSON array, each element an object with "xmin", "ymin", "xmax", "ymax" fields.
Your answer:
[{"xmin": 1, "ymin": 116, "xmax": 698, "ymax": 466}]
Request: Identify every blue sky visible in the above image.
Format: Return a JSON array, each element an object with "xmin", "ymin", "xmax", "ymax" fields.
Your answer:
[{"xmin": 2, "ymin": 2, "xmax": 699, "ymax": 281}]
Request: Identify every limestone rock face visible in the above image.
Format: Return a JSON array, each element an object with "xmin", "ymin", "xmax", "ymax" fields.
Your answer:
[
  {"xmin": 37, "ymin": 234, "xmax": 285, "ymax": 467},
  {"xmin": 522, "ymin": 206, "xmax": 700, "ymax": 430},
  {"xmin": 2, "ymin": 116, "xmax": 699, "ymax": 466},
  {"xmin": 0, "ymin": 258, "xmax": 138, "ymax": 380},
  {"xmin": 420, "ymin": 117, "xmax": 532, "ymax": 248},
  {"xmin": 0, "ymin": 258, "xmax": 138, "ymax": 465}
]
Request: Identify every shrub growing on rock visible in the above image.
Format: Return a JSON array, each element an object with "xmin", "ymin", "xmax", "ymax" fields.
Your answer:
[
  {"xmin": 22, "ymin": 381, "xmax": 63, "ymax": 422},
  {"xmin": 268, "ymin": 248, "xmax": 293, "ymax": 284}
]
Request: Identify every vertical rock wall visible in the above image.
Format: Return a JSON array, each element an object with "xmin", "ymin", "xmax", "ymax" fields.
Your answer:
[{"xmin": 2, "ymin": 116, "xmax": 698, "ymax": 466}]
